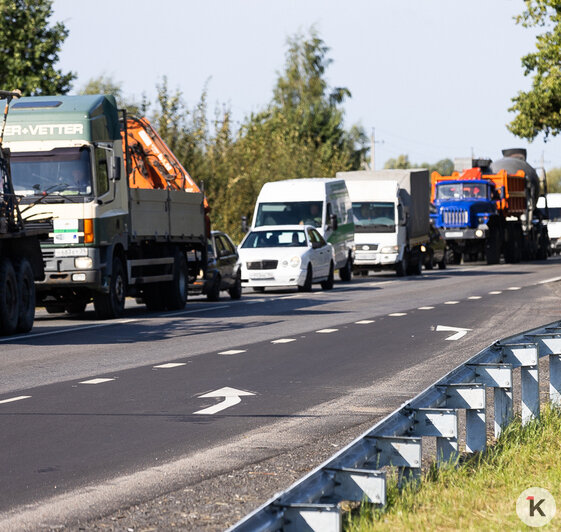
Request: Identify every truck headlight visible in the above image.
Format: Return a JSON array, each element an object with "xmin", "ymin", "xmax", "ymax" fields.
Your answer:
[
  {"xmin": 380, "ymin": 245, "xmax": 398, "ymax": 254},
  {"xmin": 75, "ymin": 256, "xmax": 93, "ymax": 269},
  {"xmin": 290, "ymin": 256, "xmax": 301, "ymax": 268},
  {"xmin": 475, "ymin": 229, "xmax": 484, "ymax": 238}
]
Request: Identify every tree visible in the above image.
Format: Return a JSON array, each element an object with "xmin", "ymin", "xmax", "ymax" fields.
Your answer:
[
  {"xmin": 546, "ymin": 167, "xmax": 561, "ymax": 192},
  {"xmin": 508, "ymin": 1, "xmax": 561, "ymax": 140},
  {"xmin": 80, "ymin": 75, "xmax": 148, "ymax": 116},
  {"xmin": 0, "ymin": 0, "xmax": 75, "ymax": 95},
  {"xmin": 383, "ymin": 155, "xmax": 454, "ymax": 175},
  {"xmin": 384, "ymin": 154, "xmax": 411, "ymax": 169}
]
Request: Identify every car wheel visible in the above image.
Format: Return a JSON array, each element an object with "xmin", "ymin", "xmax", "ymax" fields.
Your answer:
[
  {"xmin": 339, "ymin": 255, "xmax": 352, "ymax": 282},
  {"xmin": 207, "ymin": 274, "xmax": 221, "ymax": 301},
  {"xmin": 298, "ymin": 264, "xmax": 313, "ymax": 292},
  {"xmin": 321, "ymin": 262, "xmax": 334, "ymax": 290},
  {"xmin": 228, "ymin": 272, "xmax": 242, "ymax": 300}
]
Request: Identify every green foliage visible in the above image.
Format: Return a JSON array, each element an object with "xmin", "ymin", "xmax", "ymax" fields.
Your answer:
[
  {"xmin": 80, "ymin": 75, "xmax": 148, "ymax": 116},
  {"xmin": 0, "ymin": 0, "xmax": 75, "ymax": 95},
  {"xmin": 508, "ymin": 1, "xmax": 561, "ymax": 140},
  {"xmin": 546, "ymin": 166, "xmax": 561, "ymax": 192},
  {"xmin": 384, "ymin": 155, "xmax": 454, "ymax": 175},
  {"xmin": 384, "ymin": 154, "xmax": 411, "ymax": 169}
]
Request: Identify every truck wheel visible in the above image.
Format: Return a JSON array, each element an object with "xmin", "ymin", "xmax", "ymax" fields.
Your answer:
[
  {"xmin": 94, "ymin": 257, "xmax": 126, "ymax": 319},
  {"xmin": 165, "ymin": 252, "xmax": 188, "ymax": 310},
  {"xmin": 406, "ymin": 258, "xmax": 422, "ymax": 276},
  {"xmin": 321, "ymin": 262, "xmax": 334, "ymax": 290},
  {"xmin": 298, "ymin": 264, "xmax": 313, "ymax": 292},
  {"xmin": 16, "ymin": 259, "xmax": 35, "ymax": 333},
  {"xmin": 485, "ymin": 226, "xmax": 501, "ymax": 265},
  {"xmin": 0, "ymin": 258, "xmax": 19, "ymax": 335},
  {"xmin": 396, "ymin": 257, "xmax": 407, "ymax": 277},
  {"xmin": 438, "ymin": 252, "xmax": 447, "ymax": 270},
  {"xmin": 228, "ymin": 272, "xmax": 242, "ymax": 300},
  {"xmin": 425, "ymin": 250, "xmax": 434, "ymax": 270},
  {"xmin": 339, "ymin": 256, "xmax": 352, "ymax": 282},
  {"xmin": 207, "ymin": 274, "xmax": 221, "ymax": 301}
]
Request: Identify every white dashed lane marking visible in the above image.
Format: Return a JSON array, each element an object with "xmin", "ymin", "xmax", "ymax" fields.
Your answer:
[
  {"xmin": 418, "ymin": 306, "xmax": 435, "ymax": 310},
  {"xmin": 444, "ymin": 301, "xmax": 459, "ymax": 305},
  {"xmin": 0, "ymin": 396, "xmax": 31, "ymax": 405},
  {"xmin": 507, "ymin": 287, "xmax": 521, "ymax": 291},
  {"xmin": 539, "ymin": 276, "xmax": 561, "ymax": 285},
  {"xmin": 79, "ymin": 378, "xmax": 115, "ymax": 385},
  {"xmin": 218, "ymin": 350, "xmax": 247, "ymax": 355},
  {"xmin": 153, "ymin": 363, "xmax": 187, "ymax": 368},
  {"xmin": 316, "ymin": 329, "xmax": 338, "ymax": 333},
  {"xmin": 468, "ymin": 296, "xmax": 482, "ymax": 300},
  {"xmin": 389, "ymin": 313, "xmax": 407, "ymax": 317},
  {"xmin": 355, "ymin": 320, "xmax": 374, "ymax": 324},
  {"xmin": 271, "ymin": 338, "xmax": 296, "ymax": 344},
  {"xmin": 489, "ymin": 291, "xmax": 502, "ymax": 295}
]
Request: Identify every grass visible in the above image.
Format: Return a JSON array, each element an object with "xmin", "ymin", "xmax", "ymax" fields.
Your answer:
[{"xmin": 346, "ymin": 404, "xmax": 561, "ymax": 531}]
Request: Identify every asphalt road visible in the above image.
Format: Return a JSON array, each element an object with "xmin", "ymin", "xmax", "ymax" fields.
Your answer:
[{"xmin": 1, "ymin": 259, "xmax": 561, "ymax": 530}]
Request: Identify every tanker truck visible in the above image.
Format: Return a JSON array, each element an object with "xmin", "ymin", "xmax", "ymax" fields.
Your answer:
[
  {"xmin": 3, "ymin": 94, "xmax": 207, "ymax": 319},
  {"xmin": 0, "ymin": 90, "xmax": 47, "ymax": 335},
  {"xmin": 431, "ymin": 149, "xmax": 549, "ymax": 264}
]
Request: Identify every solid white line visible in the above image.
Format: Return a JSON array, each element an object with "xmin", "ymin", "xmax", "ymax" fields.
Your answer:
[
  {"xmin": 539, "ymin": 276, "xmax": 561, "ymax": 285},
  {"xmin": 444, "ymin": 301, "xmax": 459, "ymax": 305},
  {"xmin": 468, "ymin": 296, "xmax": 482, "ymax": 300},
  {"xmin": 418, "ymin": 306, "xmax": 435, "ymax": 310},
  {"xmin": 0, "ymin": 395, "xmax": 31, "ymax": 405},
  {"xmin": 355, "ymin": 320, "xmax": 374, "ymax": 324},
  {"xmin": 79, "ymin": 378, "xmax": 115, "ymax": 385},
  {"xmin": 507, "ymin": 287, "xmax": 521, "ymax": 291},
  {"xmin": 489, "ymin": 291, "xmax": 502, "ymax": 295},
  {"xmin": 389, "ymin": 312, "xmax": 407, "ymax": 317},
  {"xmin": 218, "ymin": 350, "xmax": 247, "ymax": 355},
  {"xmin": 271, "ymin": 338, "xmax": 296, "ymax": 344},
  {"xmin": 153, "ymin": 363, "xmax": 186, "ymax": 368},
  {"xmin": 316, "ymin": 328, "xmax": 338, "ymax": 333}
]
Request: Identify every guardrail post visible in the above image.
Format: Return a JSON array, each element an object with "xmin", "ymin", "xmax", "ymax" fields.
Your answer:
[
  {"xmin": 408, "ymin": 408, "xmax": 458, "ymax": 464},
  {"xmin": 327, "ymin": 467, "xmax": 386, "ymax": 505},
  {"xmin": 438, "ymin": 383, "xmax": 486, "ymax": 453},
  {"xmin": 365, "ymin": 435, "xmax": 422, "ymax": 483},
  {"xmin": 500, "ymin": 343, "xmax": 539, "ymax": 424},
  {"xmin": 525, "ymin": 333, "xmax": 561, "ymax": 406},
  {"xmin": 467, "ymin": 363, "xmax": 512, "ymax": 438},
  {"xmin": 282, "ymin": 503, "xmax": 341, "ymax": 532}
]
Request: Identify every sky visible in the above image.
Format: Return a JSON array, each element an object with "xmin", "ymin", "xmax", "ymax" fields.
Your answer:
[{"xmin": 52, "ymin": 0, "xmax": 560, "ymax": 172}]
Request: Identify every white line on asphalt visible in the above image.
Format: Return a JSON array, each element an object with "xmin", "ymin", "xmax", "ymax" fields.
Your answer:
[
  {"xmin": 316, "ymin": 328, "xmax": 338, "ymax": 333},
  {"xmin": 246, "ymin": 299, "xmax": 266, "ymax": 305},
  {"xmin": 0, "ymin": 395, "xmax": 31, "ymax": 405},
  {"xmin": 79, "ymin": 378, "xmax": 115, "ymax": 385},
  {"xmin": 153, "ymin": 363, "xmax": 187, "ymax": 368},
  {"xmin": 279, "ymin": 294, "xmax": 303, "ymax": 299},
  {"xmin": 355, "ymin": 320, "xmax": 374, "ymax": 324},
  {"xmin": 444, "ymin": 301, "xmax": 459, "ymax": 305},
  {"xmin": 489, "ymin": 291, "xmax": 502, "ymax": 295},
  {"xmin": 468, "ymin": 296, "xmax": 482, "ymax": 300},
  {"xmin": 507, "ymin": 287, "xmax": 522, "ymax": 291},
  {"xmin": 389, "ymin": 313, "xmax": 407, "ymax": 317},
  {"xmin": 218, "ymin": 350, "xmax": 247, "ymax": 355},
  {"xmin": 418, "ymin": 306, "xmax": 435, "ymax": 310},
  {"xmin": 271, "ymin": 338, "xmax": 296, "ymax": 344},
  {"xmin": 539, "ymin": 276, "xmax": 561, "ymax": 284},
  {"xmin": 161, "ymin": 304, "xmax": 230, "ymax": 317}
]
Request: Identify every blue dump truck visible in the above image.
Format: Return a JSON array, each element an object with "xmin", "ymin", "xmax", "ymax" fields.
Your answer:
[{"xmin": 431, "ymin": 149, "xmax": 549, "ymax": 265}]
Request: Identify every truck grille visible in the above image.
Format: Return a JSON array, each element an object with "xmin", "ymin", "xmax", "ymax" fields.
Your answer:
[
  {"xmin": 442, "ymin": 207, "xmax": 469, "ymax": 227},
  {"xmin": 247, "ymin": 260, "xmax": 278, "ymax": 270}
]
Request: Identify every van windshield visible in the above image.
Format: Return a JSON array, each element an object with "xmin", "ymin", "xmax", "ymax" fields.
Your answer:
[
  {"xmin": 10, "ymin": 147, "xmax": 93, "ymax": 202},
  {"xmin": 352, "ymin": 202, "xmax": 395, "ymax": 233},
  {"xmin": 255, "ymin": 201, "xmax": 323, "ymax": 228},
  {"xmin": 548, "ymin": 207, "xmax": 561, "ymax": 221}
]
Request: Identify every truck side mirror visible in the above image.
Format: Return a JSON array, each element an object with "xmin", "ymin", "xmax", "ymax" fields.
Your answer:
[
  {"xmin": 500, "ymin": 186, "xmax": 506, "ymax": 200},
  {"xmin": 330, "ymin": 213, "xmax": 338, "ymax": 230},
  {"xmin": 109, "ymin": 156, "xmax": 121, "ymax": 181}
]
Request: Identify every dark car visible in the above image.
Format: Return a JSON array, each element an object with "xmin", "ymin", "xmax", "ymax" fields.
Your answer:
[
  {"xmin": 191, "ymin": 231, "xmax": 242, "ymax": 301},
  {"xmin": 424, "ymin": 223, "xmax": 447, "ymax": 270}
]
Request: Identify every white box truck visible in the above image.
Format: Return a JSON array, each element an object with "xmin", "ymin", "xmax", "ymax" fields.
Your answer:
[
  {"xmin": 251, "ymin": 178, "xmax": 354, "ymax": 280},
  {"xmin": 337, "ymin": 169, "xmax": 430, "ymax": 276},
  {"xmin": 538, "ymin": 193, "xmax": 561, "ymax": 254}
]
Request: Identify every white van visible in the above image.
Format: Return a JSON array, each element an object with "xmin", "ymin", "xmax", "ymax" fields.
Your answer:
[
  {"xmin": 252, "ymin": 178, "xmax": 354, "ymax": 280},
  {"xmin": 538, "ymin": 193, "xmax": 561, "ymax": 253}
]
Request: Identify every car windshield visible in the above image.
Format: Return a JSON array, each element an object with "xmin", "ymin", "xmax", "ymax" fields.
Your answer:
[
  {"xmin": 255, "ymin": 201, "xmax": 323, "ymax": 228},
  {"xmin": 241, "ymin": 230, "xmax": 307, "ymax": 248},
  {"xmin": 437, "ymin": 183, "xmax": 488, "ymax": 200},
  {"xmin": 10, "ymin": 147, "xmax": 93, "ymax": 202},
  {"xmin": 352, "ymin": 202, "xmax": 395, "ymax": 233}
]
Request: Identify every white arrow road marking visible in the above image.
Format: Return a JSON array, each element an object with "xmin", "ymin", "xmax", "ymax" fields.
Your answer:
[
  {"xmin": 194, "ymin": 387, "xmax": 255, "ymax": 415},
  {"xmin": 435, "ymin": 325, "xmax": 472, "ymax": 341}
]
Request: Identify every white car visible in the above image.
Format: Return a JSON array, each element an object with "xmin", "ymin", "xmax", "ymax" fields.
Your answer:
[{"xmin": 238, "ymin": 225, "xmax": 335, "ymax": 292}]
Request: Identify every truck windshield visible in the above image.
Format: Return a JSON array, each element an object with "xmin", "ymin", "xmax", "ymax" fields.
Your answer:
[
  {"xmin": 255, "ymin": 202, "xmax": 323, "ymax": 228},
  {"xmin": 437, "ymin": 183, "xmax": 488, "ymax": 200},
  {"xmin": 241, "ymin": 229, "xmax": 307, "ymax": 248},
  {"xmin": 548, "ymin": 207, "xmax": 561, "ymax": 221},
  {"xmin": 10, "ymin": 147, "xmax": 93, "ymax": 202},
  {"xmin": 352, "ymin": 202, "xmax": 395, "ymax": 233}
]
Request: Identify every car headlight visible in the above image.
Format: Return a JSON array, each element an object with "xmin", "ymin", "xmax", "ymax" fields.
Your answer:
[
  {"xmin": 380, "ymin": 245, "xmax": 399, "ymax": 254},
  {"xmin": 74, "ymin": 256, "xmax": 93, "ymax": 269},
  {"xmin": 290, "ymin": 256, "xmax": 301, "ymax": 268}
]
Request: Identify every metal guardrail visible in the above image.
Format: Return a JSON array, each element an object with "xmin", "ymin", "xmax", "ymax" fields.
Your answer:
[{"xmin": 228, "ymin": 320, "xmax": 561, "ymax": 532}]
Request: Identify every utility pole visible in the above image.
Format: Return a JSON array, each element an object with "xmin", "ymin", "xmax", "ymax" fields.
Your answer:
[{"xmin": 370, "ymin": 127, "xmax": 384, "ymax": 170}]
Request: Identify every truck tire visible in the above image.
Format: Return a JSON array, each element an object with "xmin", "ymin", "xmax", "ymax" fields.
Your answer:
[
  {"xmin": 165, "ymin": 252, "xmax": 188, "ymax": 310},
  {"xmin": 0, "ymin": 258, "xmax": 19, "ymax": 335},
  {"xmin": 437, "ymin": 252, "xmax": 447, "ymax": 270},
  {"xmin": 396, "ymin": 255, "xmax": 408, "ymax": 277},
  {"xmin": 407, "ymin": 258, "xmax": 422, "ymax": 276},
  {"xmin": 504, "ymin": 225, "xmax": 522, "ymax": 264},
  {"xmin": 16, "ymin": 259, "xmax": 35, "ymax": 333},
  {"xmin": 485, "ymin": 226, "xmax": 501, "ymax": 265},
  {"xmin": 339, "ymin": 255, "xmax": 352, "ymax": 282},
  {"xmin": 94, "ymin": 257, "xmax": 126, "ymax": 319}
]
